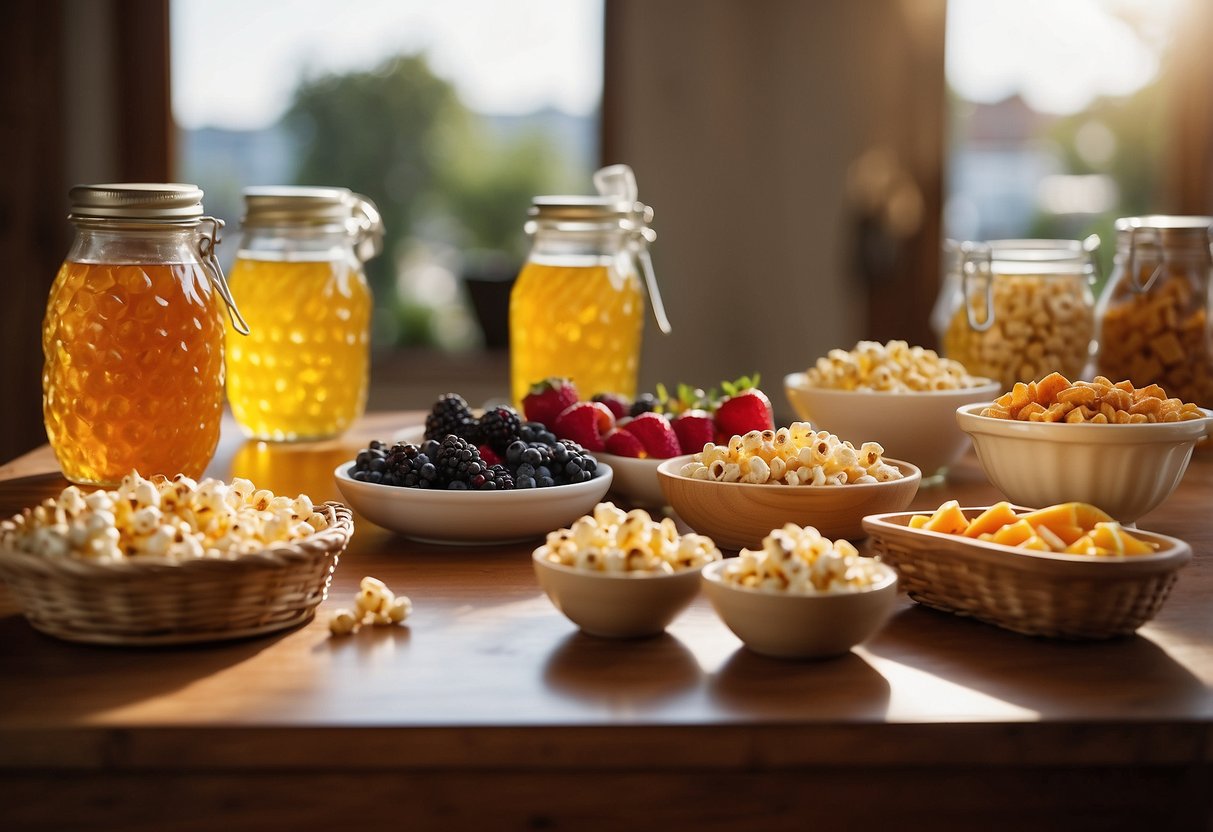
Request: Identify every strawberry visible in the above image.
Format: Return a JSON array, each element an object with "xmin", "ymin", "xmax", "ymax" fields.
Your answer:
[
  {"xmin": 522, "ymin": 377, "xmax": 579, "ymax": 427},
  {"xmin": 591, "ymin": 392, "xmax": 631, "ymax": 421},
  {"xmin": 621, "ymin": 412, "xmax": 681, "ymax": 459},
  {"xmin": 671, "ymin": 409, "xmax": 715, "ymax": 455},
  {"xmin": 604, "ymin": 428, "xmax": 645, "ymax": 458},
  {"xmin": 552, "ymin": 401, "xmax": 614, "ymax": 452},
  {"xmin": 714, "ymin": 375, "xmax": 774, "ymax": 442}
]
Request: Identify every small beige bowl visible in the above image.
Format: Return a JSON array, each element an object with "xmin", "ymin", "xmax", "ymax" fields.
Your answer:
[
  {"xmin": 956, "ymin": 404, "xmax": 1213, "ymax": 523},
  {"xmin": 532, "ymin": 551, "xmax": 704, "ymax": 638},
  {"xmin": 656, "ymin": 455, "xmax": 921, "ymax": 549},
  {"xmin": 701, "ymin": 559, "xmax": 898, "ymax": 659},
  {"xmin": 784, "ymin": 372, "xmax": 1001, "ymax": 478},
  {"xmin": 594, "ymin": 450, "xmax": 667, "ymax": 507}
]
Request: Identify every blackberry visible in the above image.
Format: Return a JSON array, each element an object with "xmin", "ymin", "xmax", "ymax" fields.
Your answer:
[
  {"xmin": 472, "ymin": 464, "xmax": 515, "ymax": 491},
  {"xmin": 387, "ymin": 442, "xmax": 439, "ymax": 489},
  {"xmin": 551, "ymin": 439, "xmax": 597, "ymax": 485},
  {"xmin": 435, "ymin": 435, "xmax": 487, "ymax": 489},
  {"xmin": 425, "ymin": 393, "xmax": 479, "ymax": 443},
  {"xmin": 478, "ymin": 405, "xmax": 522, "ymax": 453},
  {"xmin": 630, "ymin": 393, "xmax": 660, "ymax": 417},
  {"xmin": 518, "ymin": 421, "xmax": 557, "ymax": 446},
  {"xmin": 351, "ymin": 441, "xmax": 389, "ymax": 484}
]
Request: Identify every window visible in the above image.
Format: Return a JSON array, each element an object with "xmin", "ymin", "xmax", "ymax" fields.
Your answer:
[{"xmin": 171, "ymin": 0, "xmax": 603, "ymax": 351}]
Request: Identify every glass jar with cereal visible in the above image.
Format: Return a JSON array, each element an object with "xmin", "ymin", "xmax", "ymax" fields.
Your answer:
[
  {"xmin": 938, "ymin": 239, "xmax": 1098, "ymax": 388},
  {"xmin": 1095, "ymin": 216, "xmax": 1213, "ymax": 408}
]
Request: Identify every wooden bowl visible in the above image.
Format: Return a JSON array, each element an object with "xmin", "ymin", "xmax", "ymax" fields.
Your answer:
[{"xmin": 656, "ymin": 455, "xmax": 921, "ymax": 549}]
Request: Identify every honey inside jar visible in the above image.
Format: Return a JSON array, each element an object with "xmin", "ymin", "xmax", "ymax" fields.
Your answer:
[
  {"xmin": 509, "ymin": 260, "xmax": 643, "ymax": 406},
  {"xmin": 42, "ymin": 260, "xmax": 225, "ymax": 485},
  {"xmin": 225, "ymin": 256, "xmax": 372, "ymax": 441}
]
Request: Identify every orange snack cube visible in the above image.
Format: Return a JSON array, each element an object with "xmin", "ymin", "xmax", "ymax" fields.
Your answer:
[
  {"xmin": 961, "ymin": 502, "xmax": 1019, "ymax": 538},
  {"xmin": 920, "ymin": 500, "xmax": 969, "ymax": 535}
]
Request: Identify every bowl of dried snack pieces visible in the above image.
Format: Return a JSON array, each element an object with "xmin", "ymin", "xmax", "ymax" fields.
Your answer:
[
  {"xmin": 701, "ymin": 523, "xmax": 898, "ymax": 659},
  {"xmin": 657, "ymin": 424, "xmax": 920, "ymax": 549},
  {"xmin": 785, "ymin": 340, "xmax": 999, "ymax": 479},
  {"xmin": 957, "ymin": 372, "xmax": 1213, "ymax": 522},
  {"xmin": 532, "ymin": 502, "xmax": 721, "ymax": 638}
]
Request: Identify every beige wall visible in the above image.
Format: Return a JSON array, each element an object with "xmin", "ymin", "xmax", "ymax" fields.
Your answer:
[{"xmin": 604, "ymin": 0, "xmax": 946, "ymax": 418}]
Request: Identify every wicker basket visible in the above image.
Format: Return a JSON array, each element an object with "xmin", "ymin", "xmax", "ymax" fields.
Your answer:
[
  {"xmin": 0, "ymin": 502, "xmax": 354, "ymax": 646},
  {"xmin": 862, "ymin": 508, "xmax": 1191, "ymax": 639}
]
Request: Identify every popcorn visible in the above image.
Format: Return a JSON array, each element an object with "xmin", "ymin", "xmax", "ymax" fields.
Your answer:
[
  {"xmin": 537, "ymin": 501, "xmax": 721, "ymax": 574},
  {"xmin": 678, "ymin": 424, "xmax": 903, "ymax": 486},
  {"xmin": 0, "ymin": 472, "xmax": 331, "ymax": 562},
  {"xmin": 721, "ymin": 523, "xmax": 888, "ymax": 594},
  {"xmin": 981, "ymin": 372, "xmax": 1204, "ymax": 424},
  {"xmin": 328, "ymin": 575, "xmax": 412, "ymax": 636},
  {"xmin": 807, "ymin": 340, "xmax": 984, "ymax": 392}
]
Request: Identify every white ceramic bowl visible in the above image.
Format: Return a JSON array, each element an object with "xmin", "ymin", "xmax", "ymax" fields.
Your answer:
[
  {"xmin": 656, "ymin": 455, "xmax": 921, "ymax": 549},
  {"xmin": 334, "ymin": 462, "xmax": 613, "ymax": 545},
  {"xmin": 783, "ymin": 372, "xmax": 1001, "ymax": 478},
  {"xmin": 956, "ymin": 403, "xmax": 1213, "ymax": 523},
  {"xmin": 594, "ymin": 451, "xmax": 667, "ymax": 507},
  {"xmin": 532, "ymin": 551, "xmax": 705, "ymax": 638},
  {"xmin": 701, "ymin": 559, "xmax": 898, "ymax": 659}
]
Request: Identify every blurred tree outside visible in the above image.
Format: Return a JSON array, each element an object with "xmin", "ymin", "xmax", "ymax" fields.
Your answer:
[{"xmin": 284, "ymin": 54, "xmax": 576, "ymax": 349}]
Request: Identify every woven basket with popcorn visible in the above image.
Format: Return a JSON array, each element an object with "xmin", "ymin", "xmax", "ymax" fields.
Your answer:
[{"xmin": 0, "ymin": 472, "xmax": 354, "ymax": 645}]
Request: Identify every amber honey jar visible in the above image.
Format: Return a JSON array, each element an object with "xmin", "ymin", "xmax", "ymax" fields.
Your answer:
[
  {"xmin": 1096, "ymin": 216, "xmax": 1213, "ymax": 408},
  {"xmin": 42, "ymin": 184, "xmax": 247, "ymax": 486},
  {"xmin": 225, "ymin": 187, "xmax": 382, "ymax": 441}
]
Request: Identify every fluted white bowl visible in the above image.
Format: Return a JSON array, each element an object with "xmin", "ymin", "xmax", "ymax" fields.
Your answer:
[
  {"xmin": 956, "ymin": 404, "xmax": 1213, "ymax": 523},
  {"xmin": 784, "ymin": 372, "xmax": 1001, "ymax": 478}
]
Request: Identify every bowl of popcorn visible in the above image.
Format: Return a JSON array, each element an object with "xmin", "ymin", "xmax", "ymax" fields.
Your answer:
[
  {"xmin": 784, "ymin": 340, "xmax": 1000, "ymax": 479},
  {"xmin": 0, "ymin": 473, "xmax": 354, "ymax": 645},
  {"xmin": 956, "ymin": 373, "xmax": 1213, "ymax": 523},
  {"xmin": 656, "ymin": 424, "xmax": 921, "ymax": 550},
  {"xmin": 532, "ymin": 502, "xmax": 721, "ymax": 638},
  {"xmin": 701, "ymin": 523, "xmax": 898, "ymax": 659}
]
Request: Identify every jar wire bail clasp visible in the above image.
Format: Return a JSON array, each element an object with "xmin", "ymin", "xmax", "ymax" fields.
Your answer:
[
  {"xmin": 593, "ymin": 164, "xmax": 671, "ymax": 334},
  {"xmin": 198, "ymin": 216, "xmax": 250, "ymax": 336},
  {"xmin": 1126, "ymin": 224, "xmax": 1164, "ymax": 294},
  {"xmin": 1082, "ymin": 232, "xmax": 1102, "ymax": 285},
  {"xmin": 349, "ymin": 194, "xmax": 384, "ymax": 263},
  {"xmin": 960, "ymin": 241, "xmax": 996, "ymax": 332}
]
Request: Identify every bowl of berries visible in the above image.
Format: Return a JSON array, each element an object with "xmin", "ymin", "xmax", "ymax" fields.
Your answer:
[
  {"xmin": 334, "ymin": 393, "xmax": 612, "ymax": 545},
  {"xmin": 520, "ymin": 377, "xmax": 777, "ymax": 508}
]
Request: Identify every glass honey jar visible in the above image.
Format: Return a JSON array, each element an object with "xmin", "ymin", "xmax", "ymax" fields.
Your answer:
[
  {"xmin": 42, "ymin": 183, "xmax": 247, "ymax": 486},
  {"xmin": 224, "ymin": 187, "xmax": 383, "ymax": 441},
  {"xmin": 1096, "ymin": 216, "xmax": 1213, "ymax": 408},
  {"xmin": 509, "ymin": 165, "xmax": 669, "ymax": 406}
]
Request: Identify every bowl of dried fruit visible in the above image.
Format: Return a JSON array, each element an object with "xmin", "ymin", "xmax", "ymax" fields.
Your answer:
[
  {"xmin": 656, "ymin": 424, "xmax": 921, "ymax": 549},
  {"xmin": 0, "ymin": 473, "xmax": 354, "ymax": 645},
  {"xmin": 957, "ymin": 372, "xmax": 1213, "ymax": 522},
  {"xmin": 785, "ymin": 340, "xmax": 1000, "ymax": 479}
]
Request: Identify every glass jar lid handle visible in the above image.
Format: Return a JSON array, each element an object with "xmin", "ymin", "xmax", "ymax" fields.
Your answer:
[
  {"xmin": 960, "ymin": 241, "xmax": 996, "ymax": 332},
  {"xmin": 1126, "ymin": 225, "xmax": 1164, "ymax": 294},
  {"xmin": 593, "ymin": 164, "xmax": 671, "ymax": 335},
  {"xmin": 350, "ymin": 194, "xmax": 384, "ymax": 263},
  {"xmin": 198, "ymin": 216, "xmax": 250, "ymax": 336}
]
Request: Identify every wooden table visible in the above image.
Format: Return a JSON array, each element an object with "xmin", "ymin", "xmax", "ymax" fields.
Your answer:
[{"xmin": 2, "ymin": 413, "xmax": 1211, "ymax": 831}]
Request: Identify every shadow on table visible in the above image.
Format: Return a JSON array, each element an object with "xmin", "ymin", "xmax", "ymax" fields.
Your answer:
[
  {"xmin": 0, "ymin": 472, "xmax": 71, "ymax": 517},
  {"xmin": 864, "ymin": 603, "xmax": 1211, "ymax": 717},
  {"xmin": 542, "ymin": 630, "xmax": 702, "ymax": 706},
  {"xmin": 709, "ymin": 647, "xmax": 892, "ymax": 719},
  {"xmin": 0, "ymin": 613, "xmax": 293, "ymax": 721}
]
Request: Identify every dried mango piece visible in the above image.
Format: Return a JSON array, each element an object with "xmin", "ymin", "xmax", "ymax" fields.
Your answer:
[
  {"xmin": 989, "ymin": 519, "xmax": 1037, "ymax": 547},
  {"xmin": 1020, "ymin": 502, "xmax": 1113, "ymax": 536},
  {"xmin": 961, "ymin": 501, "xmax": 1019, "ymax": 538},
  {"xmin": 1090, "ymin": 522, "xmax": 1155, "ymax": 556},
  {"xmin": 1018, "ymin": 534, "xmax": 1052, "ymax": 552},
  {"xmin": 908, "ymin": 514, "xmax": 930, "ymax": 530},
  {"xmin": 1064, "ymin": 534, "xmax": 1101, "ymax": 555},
  {"xmin": 920, "ymin": 500, "xmax": 970, "ymax": 535}
]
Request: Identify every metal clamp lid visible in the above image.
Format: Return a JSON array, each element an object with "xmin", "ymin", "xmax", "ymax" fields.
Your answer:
[
  {"xmin": 593, "ymin": 165, "xmax": 670, "ymax": 335},
  {"xmin": 197, "ymin": 216, "xmax": 250, "ymax": 336},
  {"xmin": 1116, "ymin": 216, "xmax": 1213, "ymax": 294},
  {"xmin": 241, "ymin": 186, "xmax": 384, "ymax": 263}
]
